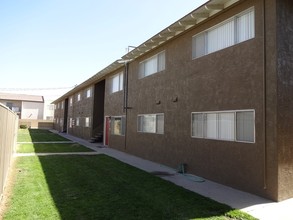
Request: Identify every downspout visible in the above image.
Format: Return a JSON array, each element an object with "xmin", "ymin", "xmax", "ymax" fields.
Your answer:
[
  {"xmin": 123, "ymin": 61, "xmax": 129, "ymax": 150},
  {"xmin": 262, "ymin": 0, "xmax": 267, "ymax": 189}
]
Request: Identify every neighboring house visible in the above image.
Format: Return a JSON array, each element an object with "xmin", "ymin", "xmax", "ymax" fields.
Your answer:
[
  {"xmin": 0, "ymin": 92, "xmax": 44, "ymax": 120},
  {"xmin": 52, "ymin": 0, "xmax": 293, "ymax": 202}
]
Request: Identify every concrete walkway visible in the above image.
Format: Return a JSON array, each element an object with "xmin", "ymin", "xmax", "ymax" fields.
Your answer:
[
  {"xmin": 43, "ymin": 131, "xmax": 293, "ymax": 220},
  {"xmin": 17, "ymin": 141, "xmax": 75, "ymax": 144}
]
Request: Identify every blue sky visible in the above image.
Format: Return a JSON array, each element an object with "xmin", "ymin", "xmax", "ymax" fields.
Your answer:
[{"xmin": 0, "ymin": 0, "xmax": 208, "ymax": 93}]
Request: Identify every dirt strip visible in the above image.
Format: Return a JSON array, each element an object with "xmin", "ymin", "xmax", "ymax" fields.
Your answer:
[{"xmin": 15, "ymin": 152, "xmax": 102, "ymax": 157}]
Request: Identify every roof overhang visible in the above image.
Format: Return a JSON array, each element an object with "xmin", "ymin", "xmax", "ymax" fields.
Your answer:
[
  {"xmin": 52, "ymin": 0, "xmax": 241, "ymax": 104},
  {"xmin": 52, "ymin": 60, "xmax": 124, "ymax": 103},
  {"xmin": 122, "ymin": 0, "xmax": 240, "ymax": 60}
]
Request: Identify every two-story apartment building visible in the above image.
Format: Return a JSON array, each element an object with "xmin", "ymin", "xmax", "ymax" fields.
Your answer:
[{"xmin": 53, "ymin": 0, "xmax": 293, "ymax": 202}]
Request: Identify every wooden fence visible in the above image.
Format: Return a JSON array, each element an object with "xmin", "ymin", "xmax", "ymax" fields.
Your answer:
[{"xmin": 0, "ymin": 104, "xmax": 18, "ymax": 201}]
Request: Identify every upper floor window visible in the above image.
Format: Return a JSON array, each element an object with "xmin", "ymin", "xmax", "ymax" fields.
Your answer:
[
  {"xmin": 69, "ymin": 97, "xmax": 73, "ymax": 106},
  {"xmin": 86, "ymin": 88, "xmax": 91, "ymax": 98},
  {"xmin": 192, "ymin": 8, "xmax": 255, "ymax": 59},
  {"xmin": 139, "ymin": 51, "xmax": 165, "ymax": 79},
  {"xmin": 191, "ymin": 110, "xmax": 255, "ymax": 143},
  {"xmin": 137, "ymin": 113, "xmax": 164, "ymax": 134},
  {"xmin": 110, "ymin": 72, "xmax": 123, "ymax": 93},
  {"xmin": 77, "ymin": 93, "xmax": 81, "ymax": 102},
  {"xmin": 61, "ymin": 101, "xmax": 64, "ymax": 109}
]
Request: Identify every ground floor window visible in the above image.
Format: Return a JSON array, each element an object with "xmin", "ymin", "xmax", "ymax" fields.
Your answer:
[
  {"xmin": 111, "ymin": 116, "xmax": 126, "ymax": 136},
  {"xmin": 85, "ymin": 117, "xmax": 91, "ymax": 127},
  {"xmin": 137, "ymin": 113, "xmax": 164, "ymax": 134},
  {"xmin": 69, "ymin": 118, "xmax": 73, "ymax": 128},
  {"xmin": 236, "ymin": 111, "xmax": 255, "ymax": 142},
  {"xmin": 191, "ymin": 110, "xmax": 255, "ymax": 143},
  {"xmin": 76, "ymin": 117, "xmax": 80, "ymax": 126}
]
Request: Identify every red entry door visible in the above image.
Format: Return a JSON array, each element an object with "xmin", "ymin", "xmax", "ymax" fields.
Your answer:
[{"xmin": 104, "ymin": 117, "xmax": 110, "ymax": 146}]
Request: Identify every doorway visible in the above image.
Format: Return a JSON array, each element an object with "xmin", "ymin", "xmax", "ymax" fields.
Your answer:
[{"xmin": 92, "ymin": 80, "xmax": 105, "ymax": 142}]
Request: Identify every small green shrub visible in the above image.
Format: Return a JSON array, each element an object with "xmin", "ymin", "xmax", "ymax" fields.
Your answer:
[{"xmin": 19, "ymin": 125, "xmax": 27, "ymax": 129}]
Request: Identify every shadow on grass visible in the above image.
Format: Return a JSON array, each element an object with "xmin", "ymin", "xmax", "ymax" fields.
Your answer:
[
  {"xmin": 28, "ymin": 129, "xmax": 69, "ymax": 142},
  {"xmin": 7, "ymin": 129, "xmax": 255, "ymax": 219},
  {"xmin": 37, "ymin": 155, "xmax": 247, "ymax": 220}
]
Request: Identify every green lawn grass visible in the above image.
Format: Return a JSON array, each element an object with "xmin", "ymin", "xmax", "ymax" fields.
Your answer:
[
  {"xmin": 17, "ymin": 143, "xmax": 94, "ymax": 153},
  {"xmin": 18, "ymin": 129, "xmax": 69, "ymax": 142},
  {"xmin": 3, "ymin": 155, "xmax": 256, "ymax": 220},
  {"xmin": 6, "ymin": 129, "xmax": 256, "ymax": 219}
]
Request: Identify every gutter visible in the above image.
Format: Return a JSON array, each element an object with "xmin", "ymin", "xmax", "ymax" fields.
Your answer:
[{"xmin": 52, "ymin": 0, "xmax": 241, "ymax": 104}]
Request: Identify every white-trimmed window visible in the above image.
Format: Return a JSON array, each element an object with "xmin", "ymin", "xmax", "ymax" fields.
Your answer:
[
  {"xmin": 77, "ymin": 93, "xmax": 81, "ymax": 102},
  {"xmin": 191, "ymin": 110, "xmax": 255, "ymax": 143},
  {"xmin": 69, "ymin": 118, "xmax": 73, "ymax": 128},
  {"xmin": 60, "ymin": 118, "xmax": 63, "ymax": 126},
  {"xmin": 76, "ymin": 117, "xmax": 80, "ymax": 126},
  {"xmin": 192, "ymin": 8, "xmax": 255, "ymax": 59},
  {"xmin": 85, "ymin": 117, "xmax": 90, "ymax": 127},
  {"xmin": 57, "ymin": 103, "xmax": 60, "ymax": 109},
  {"xmin": 110, "ymin": 72, "xmax": 123, "ymax": 93},
  {"xmin": 236, "ymin": 111, "xmax": 255, "ymax": 142},
  {"xmin": 111, "ymin": 116, "xmax": 126, "ymax": 135},
  {"xmin": 61, "ymin": 101, "xmax": 64, "ymax": 109},
  {"xmin": 86, "ymin": 88, "xmax": 91, "ymax": 98},
  {"xmin": 69, "ymin": 97, "xmax": 73, "ymax": 107},
  {"xmin": 137, "ymin": 114, "xmax": 164, "ymax": 134},
  {"xmin": 56, "ymin": 118, "xmax": 59, "ymax": 124},
  {"xmin": 139, "ymin": 51, "xmax": 165, "ymax": 78}
]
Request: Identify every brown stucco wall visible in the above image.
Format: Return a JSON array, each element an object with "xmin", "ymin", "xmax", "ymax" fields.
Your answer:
[
  {"xmin": 276, "ymin": 0, "xmax": 293, "ymax": 201},
  {"xmin": 104, "ymin": 68, "xmax": 126, "ymax": 150},
  {"xmin": 52, "ymin": 0, "xmax": 293, "ymax": 201},
  {"xmin": 55, "ymin": 87, "xmax": 95, "ymax": 140},
  {"xmin": 69, "ymin": 87, "xmax": 94, "ymax": 140},
  {"xmin": 53, "ymin": 101, "xmax": 65, "ymax": 131},
  {"xmin": 111, "ymin": 0, "xmax": 277, "ymax": 199}
]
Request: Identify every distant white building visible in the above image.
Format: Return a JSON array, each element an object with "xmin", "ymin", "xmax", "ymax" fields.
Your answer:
[
  {"xmin": 43, "ymin": 100, "xmax": 55, "ymax": 120},
  {"xmin": 0, "ymin": 92, "xmax": 53, "ymax": 120},
  {"xmin": 0, "ymin": 87, "xmax": 72, "ymax": 121}
]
